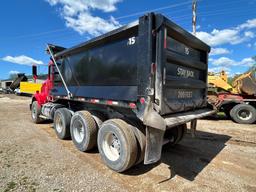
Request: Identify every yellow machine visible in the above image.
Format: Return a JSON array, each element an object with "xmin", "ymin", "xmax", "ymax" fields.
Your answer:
[
  {"xmin": 208, "ymin": 68, "xmax": 256, "ymax": 95},
  {"xmin": 232, "ymin": 69, "xmax": 256, "ymax": 95},
  {"xmin": 20, "ymin": 82, "xmax": 42, "ymax": 95},
  {"xmin": 207, "ymin": 67, "xmax": 256, "ymax": 124},
  {"xmin": 208, "ymin": 70, "xmax": 233, "ymax": 92}
]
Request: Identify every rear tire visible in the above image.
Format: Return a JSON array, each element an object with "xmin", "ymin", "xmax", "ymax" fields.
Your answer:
[
  {"xmin": 164, "ymin": 124, "xmax": 187, "ymax": 146},
  {"xmin": 53, "ymin": 108, "xmax": 72, "ymax": 139},
  {"xmin": 31, "ymin": 101, "xmax": 43, "ymax": 124},
  {"xmin": 97, "ymin": 119, "xmax": 138, "ymax": 172},
  {"xmin": 124, "ymin": 119, "xmax": 146, "ymax": 165},
  {"xmin": 90, "ymin": 111, "xmax": 106, "ymax": 129},
  {"xmin": 230, "ymin": 104, "xmax": 256, "ymax": 124},
  {"xmin": 70, "ymin": 111, "xmax": 98, "ymax": 151}
]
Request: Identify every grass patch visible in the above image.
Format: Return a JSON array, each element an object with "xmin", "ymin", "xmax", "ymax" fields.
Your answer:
[
  {"xmin": 217, "ymin": 112, "xmax": 226, "ymax": 117},
  {"xmin": 53, "ymin": 189, "xmax": 62, "ymax": 192},
  {"xmin": 4, "ymin": 181, "xmax": 17, "ymax": 192}
]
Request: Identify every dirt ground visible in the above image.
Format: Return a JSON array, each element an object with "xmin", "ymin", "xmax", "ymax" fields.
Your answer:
[{"xmin": 0, "ymin": 94, "xmax": 255, "ymax": 192}]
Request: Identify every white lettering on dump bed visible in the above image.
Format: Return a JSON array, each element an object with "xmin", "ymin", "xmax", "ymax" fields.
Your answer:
[
  {"xmin": 178, "ymin": 91, "xmax": 193, "ymax": 98},
  {"xmin": 177, "ymin": 67, "xmax": 194, "ymax": 78},
  {"xmin": 185, "ymin": 47, "xmax": 190, "ymax": 55},
  {"xmin": 127, "ymin": 37, "xmax": 136, "ymax": 45}
]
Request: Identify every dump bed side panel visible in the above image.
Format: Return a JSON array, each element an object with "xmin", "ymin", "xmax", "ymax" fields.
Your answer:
[
  {"xmin": 51, "ymin": 26, "xmax": 139, "ymax": 101},
  {"xmin": 156, "ymin": 16, "xmax": 210, "ymax": 115}
]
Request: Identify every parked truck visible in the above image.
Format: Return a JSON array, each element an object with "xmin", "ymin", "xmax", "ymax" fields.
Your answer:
[
  {"xmin": 30, "ymin": 13, "xmax": 215, "ymax": 172},
  {"xmin": 208, "ymin": 69, "xmax": 256, "ymax": 124}
]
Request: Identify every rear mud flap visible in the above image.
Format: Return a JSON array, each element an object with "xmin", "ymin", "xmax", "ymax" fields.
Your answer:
[
  {"xmin": 144, "ymin": 126, "xmax": 165, "ymax": 164},
  {"xmin": 142, "ymin": 101, "xmax": 166, "ymax": 164}
]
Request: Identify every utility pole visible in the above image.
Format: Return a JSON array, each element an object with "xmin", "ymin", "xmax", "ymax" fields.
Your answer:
[{"xmin": 192, "ymin": 0, "xmax": 197, "ymax": 35}]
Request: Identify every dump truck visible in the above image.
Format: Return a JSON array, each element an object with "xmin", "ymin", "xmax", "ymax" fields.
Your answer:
[
  {"xmin": 30, "ymin": 13, "xmax": 215, "ymax": 172},
  {"xmin": 2, "ymin": 73, "xmax": 28, "ymax": 93},
  {"xmin": 208, "ymin": 69, "xmax": 256, "ymax": 124}
]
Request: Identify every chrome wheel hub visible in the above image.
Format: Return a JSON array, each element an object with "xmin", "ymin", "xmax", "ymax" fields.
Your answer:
[
  {"xmin": 73, "ymin": 119, "xmax": 85, "ymax": 143},
  {"xmin": 55, "ymin": 115, "xmax": 63, "ymax": 133},
  {"xmin": 103, "ymin": 133, "xmax": 121, "ymax": 161},
  {"xmin": 238, "ymin": 109, "xmax": 252, "ymax": 121}
]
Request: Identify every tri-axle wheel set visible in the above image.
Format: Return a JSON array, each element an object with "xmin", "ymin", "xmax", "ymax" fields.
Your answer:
[{"xmin": 31, "ymin": 101, "xmax": 186, "ymax": 172}]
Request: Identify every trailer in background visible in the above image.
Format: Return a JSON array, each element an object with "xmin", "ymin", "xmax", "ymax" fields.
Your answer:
[{"xmin": 208, "ymin": 69, "xmax": 256, "ymax": 124}]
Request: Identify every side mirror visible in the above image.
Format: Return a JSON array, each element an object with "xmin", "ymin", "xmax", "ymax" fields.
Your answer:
[{"xmin": 32, "ymin": 65, "xmax": 37, "ymax": 82}]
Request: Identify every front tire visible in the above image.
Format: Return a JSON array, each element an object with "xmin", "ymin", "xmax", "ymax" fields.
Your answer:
[
  {"xmin": 31, "ymin": 101, "xmax": 43, "ymax": 124},
  {"xmin": 97, "ymin": 119, "xmax": 138, "ymax": 172},
  {"xmin": 230, "ymin": 104, "xmax": 256, "ymax": 124},
  {"xmin": 54, "ymin": 108, "xmax": 72, "ymax": 139}
]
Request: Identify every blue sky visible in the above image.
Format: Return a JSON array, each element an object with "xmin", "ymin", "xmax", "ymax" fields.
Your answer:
[{"xmin": 0, "ymin": 0, "xmax": 256, "ymax": 80}]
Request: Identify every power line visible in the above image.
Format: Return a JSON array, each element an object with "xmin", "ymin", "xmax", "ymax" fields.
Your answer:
[
  {"xmin": 3, "ymin": 1, "xmax": 192, "ymax": 41},
  {"xmin": 169, "ymin": 6, "xmax": 256, "ymax": 23},
  {"xmin": 3, "ymin": 0, "xmax": 256, "ymax": 45},
  {"xmin": 118, "ymin": 0, "xmax": 254, "ymax": 27},
  {"xmin": 114, "ymin": 1, "xmax": 192, "ymax": 20},
  {"xmin": 8, "ymin": 28, "xmax": 69, "ymax": 40}
]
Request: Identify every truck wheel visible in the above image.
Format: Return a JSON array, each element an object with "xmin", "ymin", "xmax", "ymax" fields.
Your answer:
[
  {"xmin": 31, "ymin": 101, "xmax": 43, "ymax": 124},
  {"xmin": 131, "ymin": 125, "xmax": 146, "ymax": 165},
  {"xmin": 230, "ymin": 104, "xmax": 256, "ymax": 124},
  {"xmin": 123, "ymin": 119, "xmax": 146, "ymax": 165},
  {"xmin": 70, "ymin": 111, "xmax": 97, "ymax": 151},
  {"xmin": 90, "ymin": 111, "xmax": 106, "ymax": 129},
  {"xmin": 54, "ymin": 108, "xmax": 72, "ymax": 139},
  {"xmin": 97, "ymin": 119, "xmax": 138, "ymax": 172},
  {"xmin": 164, "ymin": 124, "xmax": 187, "ymax": 146}
]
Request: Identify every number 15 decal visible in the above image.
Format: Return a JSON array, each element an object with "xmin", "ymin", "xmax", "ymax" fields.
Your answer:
[{"xmin": 127, "ymin": 37, "xmax": 136, "ymax": 45}]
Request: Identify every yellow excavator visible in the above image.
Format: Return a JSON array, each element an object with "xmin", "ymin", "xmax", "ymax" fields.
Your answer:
[
  {"xmin": 208, "ymin": 68, "xmax": 256, "ymax": 95},
  {"xmin": 207, "ymin": 67, "xmax": 256, "ymax": 124},
  {"xmin": 232, "ymin": 69, "xmax": 256, "ymax": 95},
  {"xmin": 208, "ymin": 70, "xmax": 233, "ymax": 92}
]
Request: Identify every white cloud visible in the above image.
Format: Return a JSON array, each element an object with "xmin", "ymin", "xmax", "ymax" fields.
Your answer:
[
  {"xmin": 9, "ymin": 70, "xmax": 20, "ymax": 75},
  {"xmin": 208, "ymin": 66, "xmax": 230, "ymax": 73},
  {"xmin": 64, "ymin": 14, "xmax": 119, "ymax": 36},
  {"xmin": 210, "ymin": 48, "xmax": 230, "ymax": 56},
  {"xmin": 196, "ymin": 29, "xmax": 246, "ymax": 46},
  {"xmin": 196, "ymin": 18, "xmax": 256, "ymax": 46},
  {"xmin": 211, "ymin": 57, "xmax": 255, "ymax": 67},
  {"xmin": 46, "ymin": 0, "xmax": 122, "ymax": 36},
  {"xmin": 2, "ymin": 55, "xmax": 43, "ymax": 66},
  {"xmin": 244, "ymin": 31, "xmax": 255, "ymax": 38},
  {"xmin": 209, "ymin": 66, "xmax": 244, "ymax": 77},
  {"xmin": 238, "ymin": 18, "xmax": 256, "ymax": 30}
]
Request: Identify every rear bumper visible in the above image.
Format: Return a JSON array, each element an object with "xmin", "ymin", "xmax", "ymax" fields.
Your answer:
[{"xmin": 164, "ymin": 108, "xmax": 216, "ymax": 129}]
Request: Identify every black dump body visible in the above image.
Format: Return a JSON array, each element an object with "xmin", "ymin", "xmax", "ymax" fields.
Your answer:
[
  {"xmin": 9, "ymin": 73, "xmax": 27, "ymax": 90},
  {"xmin": 51, "ymin": 13, "xmax": 210, "ymax": 116}
]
